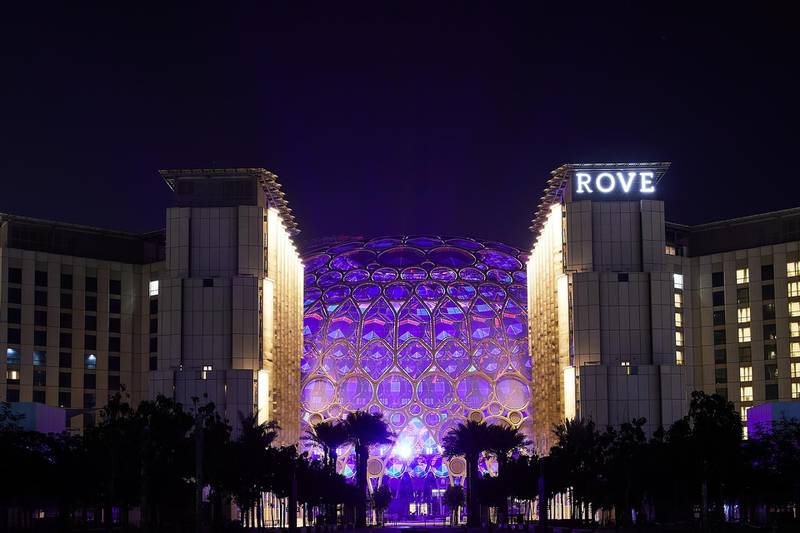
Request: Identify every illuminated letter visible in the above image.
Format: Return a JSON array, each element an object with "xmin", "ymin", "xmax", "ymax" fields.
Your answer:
[
  {"xmin": 617, "ymin": 171, "xmax": 637, "ymax": 193},
  {"xmin": 595, "ymin": 172, "xmax": 615, "ymax": 193},
  {"xmin": 639, "ymin": 171, "xmax": 655, "ymax": 193},
  {"xmin": 575, "ymin": 172, "xmax": 592, "ymax": 193}
]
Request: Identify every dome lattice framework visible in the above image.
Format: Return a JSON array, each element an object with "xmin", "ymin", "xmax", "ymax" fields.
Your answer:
[{"xmin": 301, "ymin": 236, "xmax": 531, "ymax": 480}]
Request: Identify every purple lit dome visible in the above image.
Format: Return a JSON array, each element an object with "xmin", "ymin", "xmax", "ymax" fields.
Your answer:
[{"xmin": 301, "ymin": 236, "xmax": 531, "ymax": 480}]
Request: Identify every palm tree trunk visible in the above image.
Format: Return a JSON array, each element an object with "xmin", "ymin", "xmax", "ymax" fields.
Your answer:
[
  {"xmin": 467, "ymin": 453, "xmax": 479, "ymax": 527},
  {"xmin": 355, "ymin": 445, "xmax": 368, "ymax": 528}
]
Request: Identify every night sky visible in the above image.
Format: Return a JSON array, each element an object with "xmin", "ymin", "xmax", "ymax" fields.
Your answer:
[{"xmin": 1, "ymin": 3, "xmax": 797, "ymax": 250}]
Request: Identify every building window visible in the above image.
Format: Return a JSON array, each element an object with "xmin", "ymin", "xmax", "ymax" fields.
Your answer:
[
  {"xmin": 85, "ymin": 315, "xmax": 97, "ymax": 331},
  {"xmin": 149, "ymin": 318, "xmax": 158, "ymax": 334},
  {"xmin": 108, "ymin": 375, "xmax": 121, "ymax": 391},
  {"xmin": 60, "ymin": 273, "xmax": 73, "ymax": 290},
  {"xmin": 8, "ymin": 287, "xmax": 21, "ymax": 305},
  {"xmin": 84, "ymin": 393, "xmax": 96, "ymax": 409},
  {"xmin": 674, "ymin": 293, "xmax": 683, "ymax": 308},
  {"xmin": 34, "ymin": 310, "xmax": 47, "ymax": 327},
  {"xmin": 788, "ymin": 282, "xmax": 800, "ymax": 298},
  {"xmin": 8, "ymin": 267, "xmax": 22, "ymax": 284},
  {"xmin": 149, "ymin": 337, "xmax": 158, "ymax": 353},
  {"xmin": 739, "ymin": 345, "xmax": 752, "ymax": 363},
  {"xmin": 765, "ymin": 383, "xmax": 779, "ymax": 400},
  {"xmin": 790, "ymin": 302, "xmax": 800, "ymax": 318},
  {"xmin": 736, "ymin": 268, "xmax": 749, "ymax": 284},
  {"xmin": 149, "ymin": 356, "xmax": 158, "ymax": 371},
  {"xmin": 673, "ymin": 273, "xmax": 684, "ymax": 289},
  {"xmin": 109, "ymin": 317, "xmax": 121, "ymax": 333},
  {"xmin": 714, "ymin": 330, "xmax": 727, "ymax": 345},
  {"xmin": 35, "ymin": 270, "xmax": 48, "ymax": 287},
  {"xmin": 149, "ymin": 280, "xmax": 159, "ymax": 296},
  {"xmin": 738, "ymin": 327, "xmax": 751, "ymax": 343},
  {"xmin": 740, "ymin": 386, "xmax": 754, "ymax": 402},
  {"xmin": 712, "ymin": 291, "xmax": 724, "ymax": 306},
  {"xmin": 33, "ymin": 351, "xmax": 46, "ymax": 366},
  {"xmin": 764, "ymin": 324, "xmax": 777, "ymax": 341},
  {"xmin": 7, "ymin": 328, "xmax": 21, "ymax": 344},
  {"xmin": 713, "ymin": 310, "xmax": 726, "ymax": 326},
  {"xmin": 716, "ymin": 387, "xmax": 728, "ymax": 401},
  {"xmin": 60, "ymin": 292, "xmax": 72, "ymax": 309},
  {"xmin": 675, "ymin": 331, "xmax": 684, "ymax": 347},
  {"xmin": 737, "ymin": 288, "xmax": 749, "ymax": 305},
  {"xmin": 32, "ymin": 390, "xmax": 46, "ymax": 404},
  {"xmin": 58, "ymin": 372, "xmax": 71, "ymax": 388},
  {"xmin": 85, "ymin": 276, "xmax": 97, "ymax": 292},
  {"xmin": 675, "ymin": 312, "xmax": 683, "ymax": 328},
  {"xmin": 714, "ymin": 348, "xmax": 727, "ymax": 364},
  {"xmin": 676, "ymin": 350, "xmax": 684, "ymax": 365},
  {"xmin": 763, "ymin": 302, "xmax": 776, "ymax": 320},
  {"xmin": 59, "ymin": 352, "xmax": 72, "ymax": 368},
  {"xmin": 202, "ymin": 365, "xmax": 213, "ymax": 380},
  {"xmin": 58, "ymin": 392, "xmax": 71, "ymax": 409},
  {"xmin": 109, "ymin": 279, "xmax": 121, "ymax": 295},
  {"xmin": 737, "ymin": 307, "xmax": 750, "ymax": 323},
  {"xmin": 35, "ymin": 290, "xmax": 47, "ymax": 306},
  {"xmin": 108, "ymin": 336, "xmax": 121, "ymax": 352},
  {"xmin": 763, "ymin": 284, "xmax": 775, "ymax": 300},
  {"xmin": 793, "ymin": 383, "xmax": 800, "ymax": 399},
  {"xmin": 59, "ymin": 332, "xmax": 72, "ymax": 348},
  {"xmin": 765, "ymin": 344, "xmax": 778, "ymax": 360},
  {"xmin": 60, "ymin": 312, "xmax": 72, "ymax": 329},
  {"xmin": 85, "ymin": 295, "xmax": 97, "ymax": 312},
  {"xmin": 792, "ymin": 322, "xmax": 800, "ymax": 338},
  {"xmin": 6, "ymin": 369, "xmax": 20, "ymax": 383},
  {"xmin": 109, "ymin": 356, "xmax": 120, "ymax": 372},
  {"xmin": 791, "ymin": 362, "xmax": 800, "ymax": 378},
  {"xmin": 740, "ymin": 366, "xmax": 753, "ymax": 382},
  {"xmin": 34, "ymin": 330, "xmax": 47, "ymax": 346},
  {"xmin": 762, "ymin": 264, "xmax": 774, "ymax": 281},
  {"xmin": 741, "ymin": 406, "xmax": 749, "ymax": 422},
  {"xmin": 6, "ymin": 348, "xmax": 20, "ymax": 365},
  {"xmin": 7, "ymin": 308, "xmax": 21, "ymax": 324},
  {"xmin": 33, "ymin": 369, "xmax": 46, "ymax": 387},
  {"xmin": 149, "ymin": 298, "xmax": 158, "ymax": 314},
  {"xmin": 788, "ymin": 261, "xmax": 800, "ymax": 278},
  {"xmin": 84, "ymin": 373, "xmax": 96, "ymax": 390},
  {"xmin": 715, "ymin": 368, "xmax": 727, "ymax": 384},
  {"xmin": 765, "ymin": 363, "xmax": 778, "ymax": 380},
  {"xmin": 792, "ymin": 342, "xmax": 800, "ymax": 357},
  {"xmin": 84, "ymin": 353, "xmax": 97, "ymax": 370},
  {"xmin": 109, "ymin": 298, "xmax": 121, "ymax": 314},
  {"xmin": 666, "ymin": 245, "xmax": 677, "ymax": 256},
  {"xmin": 712, "ymin": 271, "xmax": 724, "ymax": 287},
  {"xmin": 6, "ymin": 389, "xmax": 20, "ymax": 402},
  {"xmin": 85, "ymin": 335, "xmax": 96, "ymax": 350}
]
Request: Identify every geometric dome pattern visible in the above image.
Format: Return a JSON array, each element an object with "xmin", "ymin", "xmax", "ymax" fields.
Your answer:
[{"xmin": 301, "ymin": 236, "xmax": 531, "ymax": 479}]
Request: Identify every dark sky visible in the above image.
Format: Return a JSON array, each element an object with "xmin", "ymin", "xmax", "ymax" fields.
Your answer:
[{"xmin": 1, "ymin": 3, "xmax": 797, "ymax": 250}]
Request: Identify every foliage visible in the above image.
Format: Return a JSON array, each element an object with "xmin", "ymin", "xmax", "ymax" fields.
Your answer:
[{"xmin": 442, "ymin": 420, "xmax": 491, "ymax": 526}]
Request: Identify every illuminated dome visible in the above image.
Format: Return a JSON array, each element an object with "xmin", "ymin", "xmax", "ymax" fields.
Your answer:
[{"xmin": 301, "ymin": 236, "xmax": 530, "ymax": 480}]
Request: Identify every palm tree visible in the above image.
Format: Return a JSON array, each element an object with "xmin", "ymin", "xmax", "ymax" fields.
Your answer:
[
  {"xmin": 343, "ymin": 411, "xmax": 393, "ymax": 528},
  {"xmin": 442, "ymin": 420, "xmax": 491, "ymax": 527},
  {"xmin": 303, "ymin": 420, "xmax": 350, "ymax": 472},
  {"xmin": 486, "ymin": 424, "xmax": 530, "ymax": 524}
]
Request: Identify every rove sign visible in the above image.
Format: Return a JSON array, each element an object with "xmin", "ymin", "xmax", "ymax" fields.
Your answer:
[{"xmin": 574, "ymin": 171, "xmax": 656, "ymax": 196}]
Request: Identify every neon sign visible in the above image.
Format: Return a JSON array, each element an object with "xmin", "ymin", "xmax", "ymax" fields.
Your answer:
[{"xmin": 574, "ymin": 171, "xmax": 656, "ymax": 195}]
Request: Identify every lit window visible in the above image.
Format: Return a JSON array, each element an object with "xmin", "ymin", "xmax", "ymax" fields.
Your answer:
[
  {"xmin": 676, "ymin": 350, "xmax": 684, "ymax": 366},
  {"xmin": 743, "ymin": 426, "xmax": 749, "ymax": 440},
  {"xmin": 673, "ymin": 273, "xmax": 684, "ymax": 289},
  {"xmin": 738, "ymin": 327, "xmax": 751, "ymax": 343},
  {"xmin": 674, "ymin": 293, "xmax": 683, "ymax": 308},
  {"xmin": 85, "ymin": 353, "xmax": 97, "ymax": 370},
  {"xmin": 793, "ymin": 383, "xmax": 800, "ymax": 399},
  {"xmin": 675, "ymin": 312, "xmax": 683, "ymax": 328},
  {"xmin": 740, "ymin": 386, "xmax": 753, "ymax": 402},
  {"xmin": 788, "ymin": 261, "xmax": 800, "ymax": 278},
  {"xmin": 792, "ymin": 362, "xmax": 800, "ymax": 379},
  {"xmin": 740, "ymin": 366, "xmax": 753, "ymax": 382},
  {"xmin": 6, "ymin": 369, "xmax": 20, "ymax": 381},
  {"xmin": 740, "ymin": 406, "xmax": 749, "ymax": 422},
  {"xmin": 666, "ymin": 245, "xmax": 677, "ymax": 256},
  {"xmin": 149, "ymin": 280, "xmax": 159, "ymax": 297},
  {"xmin": 793, "ymin": 322, "xmax": 800, "ymax": 338},
  {"xmin": 790, "ymin": 301, "xmax": 800, "ymax": 318},
  {"xmin": 675, "ymin": 331, "xmax": 684, "ymax": 347},
  {"xmin": 202, "ymin": 365, "xmax": 213, "ymax": 380},
  {"xmin": 790, "ymin": 282, "xmax": 800, "ymax": 298},
  {"xmin": 737, "ymin": 307, "xmax": 750, "ymax": 323},
  {"xmin": 736, "ymin": 268, "xmax": 749, "ymax": 284},
  {"xmin": 6, "ymin": 348, "xmax": 20, "ymax": 365},
  {"xmin": 33, "ymin": 351, "xmax": 46, "ymax": 366},
  {"xmin": 620, "ymin": 361, "xmax": 630, "ymax": 366},
  {"xmin": 792, "ymin": 342, "xmax": 800, "ymax": 357}
]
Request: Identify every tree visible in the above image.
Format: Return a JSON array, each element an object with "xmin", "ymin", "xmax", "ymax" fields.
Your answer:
[
  {"xmin": 442, "ymin": 420, "xmax": 491, "ymax": 527},
  {"xmin": 302, "ymin": 420, "xmax": 349, "ymax": 472},
  {"xmin": 604, "ymin": 418, "xmax": 648, "ymax": 526},
  {"xmin": 486, "ymin": 424, "xmax": 530, "ymax": 524},
  {"xmin": 443, "ymin": 484, "xmax": 465, "ymax": 525},
  {"xmin": 371, "ymin": 485, "xmax": 392, "ymax": 526},
  {"xmin": 343, "ymin": 411, "xmax": 393, "ymax": 528}
]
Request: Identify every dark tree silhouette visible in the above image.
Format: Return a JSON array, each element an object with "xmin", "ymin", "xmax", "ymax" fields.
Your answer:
[
  {"xmin": 443, "ymin": 484, "xmax": 465, "ymax": 525},
  {"xmin": 343, "ymin": 411, "xmax": 393, "ymax": 528},
  {"xmin": 442, "ymin": 420, "xmax": 491, "ymax": 526},
  {"xmin": 486, "ymin": 424, "xmax": 530, "ymax": 524}
]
